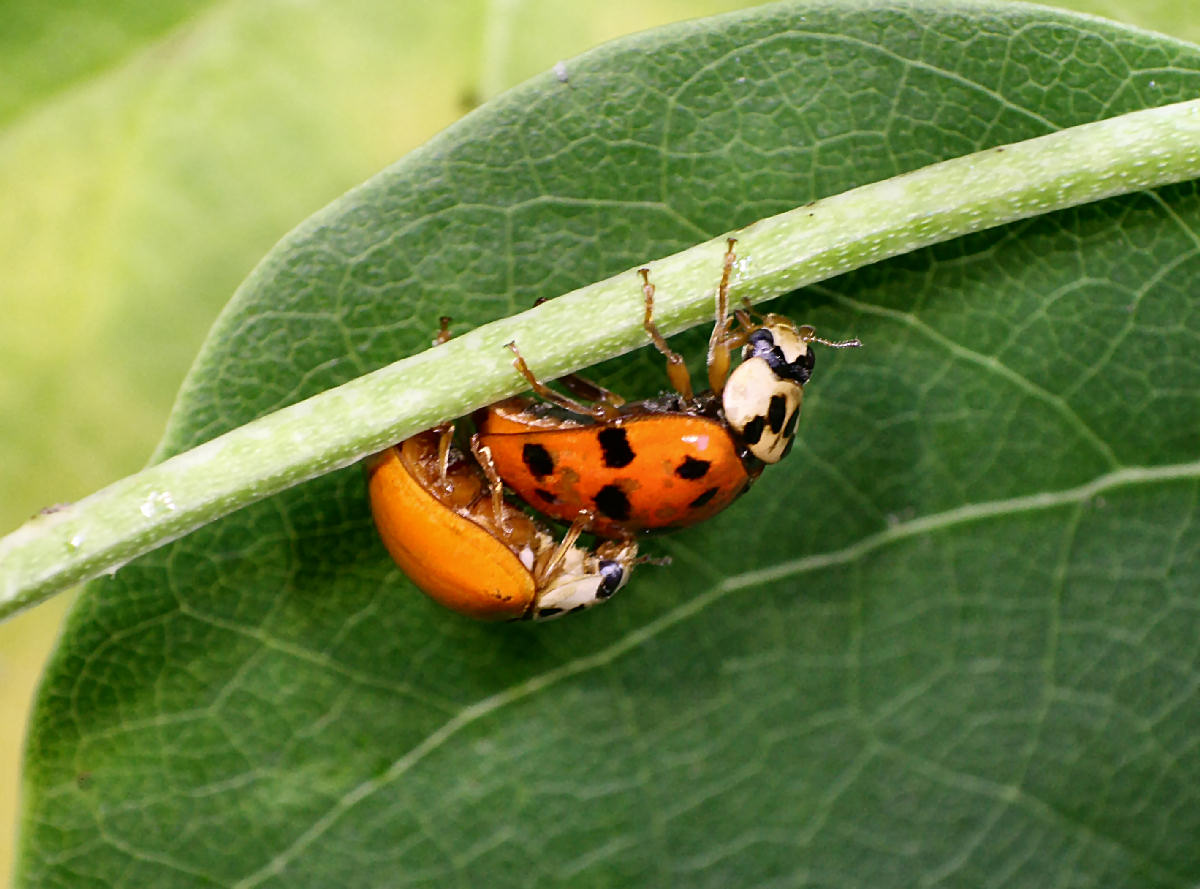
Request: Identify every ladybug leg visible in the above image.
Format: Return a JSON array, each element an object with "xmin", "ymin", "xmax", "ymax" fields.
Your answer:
[
  {"xmin": 638, "ymin": 268, "xmax": 694, "ymax": 401},
  {"xmin": 731, "ymin": 306, "xmax": 758, "ymax": 339},
  {"xmin": 535, "ymin": 515, "xmax": 588, "ymax": 587},
  {"xmin": 724, "ymin": 300, "xmax": 763, "ymax": 345},
  {"xmin": 706, "ymin": 238, "xmax": 738, "ymax": 396},
  {"xmin": 506, "ymin": 342, "xmax": 621, "ymax": 421},
  {"xmin": 433, "ymin": 423, "xmax": 455, "ymax": 488},
  {"xmin": 433, "ymin": 315, "xmax": 453, "ymax": 346},
  {"xmin": 594, "ymin": 532, "xmax": 664, "ymax": 567},
  {"xmin": 555, "ymin": 373, "xmax": 626, "ymax": 409},
  {"xmin": 715, "ymin": 310, "xmax": 756, "ymax": 358},
  {"xmin": 469, "ymin": 434, "xmax": 510, "ymax": 532},
  {"xmin": 530, "ymin": 297, "xmax": 627, "ymax": 410},
  {"xmin": 706, "ymin": 316, "xmax": 735, "ymax": 397}
]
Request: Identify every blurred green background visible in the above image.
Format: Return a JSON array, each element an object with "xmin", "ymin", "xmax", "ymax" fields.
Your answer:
[{"xmin": 2, "ymin": 0, "xmax": 1195, "ymax": 882}]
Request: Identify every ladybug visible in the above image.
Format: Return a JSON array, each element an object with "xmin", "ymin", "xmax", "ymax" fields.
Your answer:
[
  {"xmin": 366, "ymin": 319, "xmax": 638, "ymax": 620},
  {"xmin": 474, "ymin": 238, "xmax": 860, "ymax": 539},
  {"xmin": 367, "ymin": 427, "xmax": 637, "ymax": 620}
]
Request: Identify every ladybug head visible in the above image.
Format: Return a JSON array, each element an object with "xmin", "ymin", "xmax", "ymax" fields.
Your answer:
[
  {"xmin": 530, "ymin": 539, "xmax": 638, "ymax": 619},
  {"xmin": 742, "ymin": 316, "xmax": 816, "ymax": 385}
]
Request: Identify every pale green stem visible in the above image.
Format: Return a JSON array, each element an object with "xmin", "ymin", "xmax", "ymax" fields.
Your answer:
[{"xmin": 4, "ymin": 98, "xmax": 1200, "ymax": 621}]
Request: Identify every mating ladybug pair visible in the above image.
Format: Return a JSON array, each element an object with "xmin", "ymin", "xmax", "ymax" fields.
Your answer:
[{"xmin": 367, "ymin": 239, "xmax": 860, "ymax": 620}]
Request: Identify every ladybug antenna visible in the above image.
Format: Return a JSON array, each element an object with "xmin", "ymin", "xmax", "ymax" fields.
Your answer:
[
  {"xmin": 799, "ymin": 325, "xmax": 862, "ymax": 350},
  {"xmin": 635, "ymin": 554, "xmax": 673, "ymax": 567}
]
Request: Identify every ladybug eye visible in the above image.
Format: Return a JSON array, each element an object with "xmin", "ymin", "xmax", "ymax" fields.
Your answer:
[
  {"xmin": 746, "ymin": 329, "xmax": 776, "ymax": 359},
  {"xmin": 597, "ymin": 561, "xmax": 626, "ymax": 598}
]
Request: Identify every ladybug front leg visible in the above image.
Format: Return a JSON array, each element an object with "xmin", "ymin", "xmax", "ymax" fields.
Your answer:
[
  {"xmin": 430, "ymin": 317, "xmax": 458, "ymax": 490},
  {"xmin": 639, "ymin": 268, "xmax": 695, "ymax": 401},
  {"xmin": 706, "ymin": 238, "xmax": 739, "ymax": 396}
]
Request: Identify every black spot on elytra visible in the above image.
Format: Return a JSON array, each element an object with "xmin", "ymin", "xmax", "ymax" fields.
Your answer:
[
  {"xmin": 675, "ymin": 456, "xmax": 711, "ymax": 480},
  {"xmin": 598, "ymin": 428, "xmax": 635, "ymax": 468},
  {"xmin": 768, "ymin": 394, "xmax": 787, "ymax": 433},
  {"xmin": 742, "ymin": 416, "xmax": 765, "ymax": 445},
  {"xmin": 535, "ymin": 488, "xmax": 557, "ymax": 504},
  {"xmin": 594, "ymin": 485, "xmax": 632, "ymax": 521},
  {"xmin": 782, "ymin": 407, "xmax": 800, "ymax": 440},
  {"xmin": 689, "ymin": 486, "xmax": 720, "ymax": 509},
  {"xmin": 522, "ymin": 443, "xmax": 554, "ymax": 478}
]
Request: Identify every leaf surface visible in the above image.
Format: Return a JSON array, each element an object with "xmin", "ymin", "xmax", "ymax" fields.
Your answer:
[{"xmin": 18, "ymin": 2, "xmax": 1200, "ymax": 886}]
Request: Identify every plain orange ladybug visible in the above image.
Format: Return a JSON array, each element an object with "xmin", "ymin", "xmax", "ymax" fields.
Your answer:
[
  {"xmin": 474, "ymin": 238, "xmax": 860, "ymax": 540},
  {"xmin": 367, "ymin": 321, "xmax": 639, "ymax": 621},
  {"xmin": 367, "ymin": 427, "xmax": 638, "ymax": 620}
]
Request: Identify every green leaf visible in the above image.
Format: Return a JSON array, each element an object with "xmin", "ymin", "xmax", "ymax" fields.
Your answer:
[{"xmin": 18, "ymin": 2, "xmax": 1200, "ymax": 886}]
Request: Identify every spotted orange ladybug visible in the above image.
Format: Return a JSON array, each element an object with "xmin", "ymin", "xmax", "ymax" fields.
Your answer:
[
  {"xmin": 367, "ymin": 321, "xmax": 638, "ymax": 621},
  {"xmin": 474, "ymin": 238, "xmax": 860, "ymax": 540}
]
